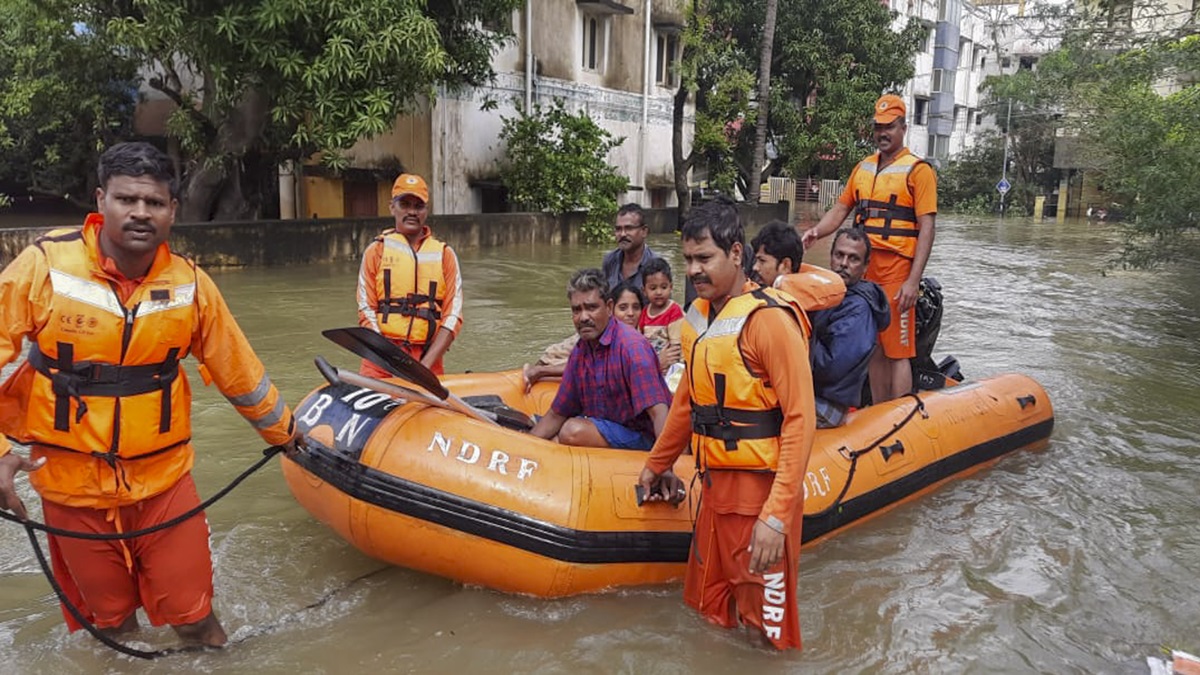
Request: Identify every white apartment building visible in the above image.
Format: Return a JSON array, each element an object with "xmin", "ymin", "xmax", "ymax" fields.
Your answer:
[{"xmin": 888, "ymin": 0, "xmax": 999, "ymax": 167}]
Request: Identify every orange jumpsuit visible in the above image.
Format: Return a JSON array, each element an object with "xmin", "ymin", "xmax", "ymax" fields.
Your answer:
[
  {"xmin": 355, "ymin": 225, "xmax": 463, "ymax": 376},
  {"xmin": 646, "ymin": 282, "xmax": 815, "ymax": 650},
  {"xmin": 0, "ymin": 215, "xmax": 296, "ymax": 631}
]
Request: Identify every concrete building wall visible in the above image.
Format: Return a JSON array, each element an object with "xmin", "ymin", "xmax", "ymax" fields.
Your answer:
[{"xmin": 305, "ymin": 0, "xmax": 690, "ymax": 218}]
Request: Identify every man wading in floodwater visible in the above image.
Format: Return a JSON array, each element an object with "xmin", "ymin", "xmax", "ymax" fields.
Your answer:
[
  {"xmin": 0, "ymin": 142, "xmax": 301, "ymax": 648},
  {"xmin": 638, "ymin": 200, "xmax": 815, "ymax": 650}
]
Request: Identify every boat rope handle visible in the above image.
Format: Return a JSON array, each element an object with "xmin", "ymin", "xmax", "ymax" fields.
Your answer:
[
  {"xmin": 805, "ymin": 393, "xmax": 926, "ymax": 522},
  {"xmin": 1, "ymin": 445, "xmax": 289, "ymax": 659}
]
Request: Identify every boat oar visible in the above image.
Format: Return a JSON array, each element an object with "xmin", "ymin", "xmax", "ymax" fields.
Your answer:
[
  {"xmin": 314, "ymin": 355, "xmax": 498, "ymax": 426},
  {"xmin": 314, "ymin": 338, "xmax": 535, "ymax": 427},
  {"xmin": 321, "ymin": 327, "xmax": 504, "ymax": 424},
  {"xmin": 322, "ymin": 327, "xmax": 448, "ymax": 396}
]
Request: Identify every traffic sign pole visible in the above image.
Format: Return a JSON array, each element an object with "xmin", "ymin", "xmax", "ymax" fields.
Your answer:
[{"xmin": 1000, "ymin": 98, "xmax": 1012, "ymax": 217}]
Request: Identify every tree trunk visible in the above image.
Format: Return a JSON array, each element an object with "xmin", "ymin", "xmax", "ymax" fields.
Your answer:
[
  {"xmin": 178, "ymin": 88, "xmax": 270, "ymax": 222},
  {"xmin": 671, "ymin": 82, "xmax": 694, "ymax": 220},
  {"xmin": 747, "ymin": 0, "xmax": 778, "ymax": 206}
]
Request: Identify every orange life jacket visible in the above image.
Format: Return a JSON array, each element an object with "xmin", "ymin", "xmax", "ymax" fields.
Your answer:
[
  {"xmin": 374, "ymin": 231, "xmax": 447, "ymax": 348},
  {"xmin": 23, "ymin": 225, "xmax": 198, "ymax": 504},
  {"xmin": 849, "ymin": 151, "xmax": 926, "ymax": 259},
  {"xmin": 775, "ymin": 263, "xmax": 846, "ymax": 313},
  {"xmin": 682, "ymin": 287, "xmax": 807, "ymax": 472}
]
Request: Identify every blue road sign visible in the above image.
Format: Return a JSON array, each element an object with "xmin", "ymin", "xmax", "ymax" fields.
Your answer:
[{"xmin": 996, "ymin": 178, "xmax": 1011, "ymax": 195}]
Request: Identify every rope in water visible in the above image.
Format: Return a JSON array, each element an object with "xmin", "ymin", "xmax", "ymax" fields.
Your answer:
[
  {"xmin": 1, "ymin": 445, "xmax": 286, "ymax": 659},
  {"xmin": 804, "ymin": 393, "xmax": 927, "ymax": 521}
]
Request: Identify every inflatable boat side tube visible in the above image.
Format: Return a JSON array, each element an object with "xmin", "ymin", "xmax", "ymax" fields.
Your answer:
[{"xmin": 292, "ymin": 414, "xmax": 1053, "ymax": 564}]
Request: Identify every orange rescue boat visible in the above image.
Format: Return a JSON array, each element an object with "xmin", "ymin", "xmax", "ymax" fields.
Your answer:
[{"xmin": 282, "ymin": 369, "xmax": 1053, "ymax": 597}]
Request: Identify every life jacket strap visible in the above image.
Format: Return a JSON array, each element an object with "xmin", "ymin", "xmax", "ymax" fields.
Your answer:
[
  {"xmin": 690, "ymin": 365, "xmax": 785, "ymax": 451},
  {"xmin": 376, "ymin": 298, "xmax": 441, "ymax": 323},
  {"xmin": 855, "ymin": 195, "xmax": 919, "ymax": 238},
  {"xmin": 29, "ymin": 345, "xmax": 182, "ymax": 433}
]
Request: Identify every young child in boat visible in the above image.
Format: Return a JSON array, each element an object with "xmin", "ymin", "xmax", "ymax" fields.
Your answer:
[{"xmin": 637, "ymin": 258, "xmax": 684, "ymax": 372}]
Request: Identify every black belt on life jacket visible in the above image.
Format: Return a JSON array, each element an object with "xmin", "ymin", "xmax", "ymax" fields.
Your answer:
[
  {"xmin": 690, "ymin": 374, "xmax": 784, "ymax": 451},
  {"xmin": 377, "ymin": 296, "xmax": 442, "ymax": 323},
  {"xmin": 854, "ymin": 195, "xmax": 919, "ymax": 239},
  {"xmin": 378, "ymin": 269, "xmax": 441, "ymax": 325},
  {"xmin": 29, "ymin": 343, "xmax": 180, "ymax": 434}
]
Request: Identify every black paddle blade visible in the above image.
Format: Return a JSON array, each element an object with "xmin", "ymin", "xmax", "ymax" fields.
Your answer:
[{"xmin": 321, "ymin": 327, "xmax": 449, "ymax": 399}]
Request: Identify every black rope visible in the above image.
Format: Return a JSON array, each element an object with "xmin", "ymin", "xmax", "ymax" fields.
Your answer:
[
  {"xmin": 4, "ymin": 445, "xmax": 288, "ymax": 659},
  {"xmin": 23, "ymin": 523, "xmax": 200, "ymax": 659},
  {"xmin": 804, "ymin": 393, "xmax": 927, "ymax": 521}
]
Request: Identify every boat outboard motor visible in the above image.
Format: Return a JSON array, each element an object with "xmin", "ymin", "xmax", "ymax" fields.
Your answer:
[{"xmin": 912, "ymin": 277, "xmax": 964, "ymax": 390}]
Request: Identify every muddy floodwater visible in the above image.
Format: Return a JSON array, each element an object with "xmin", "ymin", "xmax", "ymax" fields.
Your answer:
[{"xmin": 2, "ymin": 215, "xmax": 1199, "ymax": 673}]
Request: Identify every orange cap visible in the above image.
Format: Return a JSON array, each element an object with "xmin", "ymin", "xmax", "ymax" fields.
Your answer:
[
  {"xmin": 873, "ymin": 94, "xmax": 907, "ymax": 124},
  {"xmin": 391, "ymin": 173, "xmax": 429, "ymax": 203}
]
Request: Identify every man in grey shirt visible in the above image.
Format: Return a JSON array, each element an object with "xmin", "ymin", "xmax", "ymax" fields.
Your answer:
[{"xmin": 602, "ymin": 203, "xmax": 661, "ymax": 290}]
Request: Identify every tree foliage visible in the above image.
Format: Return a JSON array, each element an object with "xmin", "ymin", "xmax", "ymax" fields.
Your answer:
[
  {"xmin": 976, "ymin": 0, "xmax": 1199, "ymax": 264},
  {"xmin": 954, "ymin": 56, "xmax": 1071, "ymax": 216},
  {"xmin": 497, "ymin": 100, "xmax": 630, "ymax": 244},
  {"xmin": 672, "ymin": 0, "xmax": 924, "ymax": 207},
  {"xmin": 81, "ymin": 0, "xmax": 520, "ymax": 221},
  {"xmin": 0, "ymin": 0, "xmax": 138, "ymax": 206},
  {"xmin": 671, "ymin": 0, "xmax": 755, "ymax": 214},
  {"xmin": 740, "ymin": 0, "xmax": 926, "ymax": 181},
  {"xmin": 1071, "ymin": 35, "xmax": 1200, "ymax": 266},
  {"xmin": 937, "ymin": 132, "xmax": 1010, "ymax": 215}
]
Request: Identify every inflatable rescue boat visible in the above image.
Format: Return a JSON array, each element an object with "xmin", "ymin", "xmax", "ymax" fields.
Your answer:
[
  {"xmin": 283, "ymin": 264, "xmax": 1052, "ymax": 597},
  {"xmin": 283, "ymin": 368, "xmax": 1052, "ymax": 597}
]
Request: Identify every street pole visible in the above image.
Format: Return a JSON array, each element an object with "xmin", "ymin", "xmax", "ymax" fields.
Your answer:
[{"xmin": 1000, "ymin": 98, "xmax": 1012, "ymax": 217}]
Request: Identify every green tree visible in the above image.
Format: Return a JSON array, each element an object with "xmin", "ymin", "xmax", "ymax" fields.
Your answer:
[
  {"xmin": 671, "ymin": 0, "xmax": 755, "ymax": 214},
  {"xmin": 497, "ymin": 100, "xmax": 630, "ymax": 244},
  {"xmin": 671, "ymin": 0, "xmax": 920, "ymax": 210},
  {"xmin": 937, "ymin": 132, "xmax": 1007, "ymax": 215},
  {"xmin": 718, "ymin": 0, "xmax": 926, "ymax": 190},
  {"xmin": 1074, "ymin": 35, "xmax": 1200, "ymax": 266},
  {"xmin": 745, "ymin": 0, "xmax": 778, "ymax": 205},
  {"xmin": 973, "ymin": 52, "xmax": 1073, "ymax": 215},
  {"xmin": 91, "ymin": 0, "xmax": 520, "ymax": 221},
  {"xmin": 0, "ymin": 0, "xmax": 138, "ymax": 206}
]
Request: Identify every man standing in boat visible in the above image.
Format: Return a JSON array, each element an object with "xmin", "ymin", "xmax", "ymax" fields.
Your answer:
[
  {"xmin": 356, "ymin": 173, "xmax": 463, "ymax": 377},
  {"xmin": 602, "ymin": 203, "xmax": 662, "ymax": 291},
  {"xmin": 638, "ymin": 200, "xmax": 815, "ymax": 650},
  {"xmin": 529, "ymin": 268, "xmax": 671, "ymax": 449},
  {"xmin": 0, "ymin": 141, "xmax": 301, "ymax": 648},
  {"xmin": 801, "ymin": 94, "xmax": 937, "ymax": 403}
]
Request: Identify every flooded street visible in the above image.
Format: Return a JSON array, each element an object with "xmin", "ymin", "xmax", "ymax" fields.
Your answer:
[{"xmin": 2, "ymin": 215, "xmax": 1199, "ymax": 673}]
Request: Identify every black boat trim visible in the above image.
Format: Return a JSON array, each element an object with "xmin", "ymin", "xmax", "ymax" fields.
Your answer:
[{"xmin": 292, "ymin": 417, "xmax": 1053, "ymax": 564}]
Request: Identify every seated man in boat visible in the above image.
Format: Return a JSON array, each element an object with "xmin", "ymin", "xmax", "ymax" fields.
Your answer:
[
  {"xmin": 749, "ymin": 220, "xmax": 846, "ymax": 311},
  {"xmin": 749, "ymin": 220, "xmax": 802, "ymax": 288},
  {"xmin": 602, "ymin": 203, "xmax": 662, "ymax": 290},
  {"xmin": 529, "ymin": 269, "xmax": 671, "ymax": 449},
  {"xmin": 809, "ymin": 228, "xmax": 890, "ymax": 427},
  {"xmin": 524, "ymin": 281, "xmax": 647, "ymax": 384},
  {"xmin": 638, "ymin": 199, "xmax": 815, "ymax": 650},
  {"xmin": 356, "ymin": 173, "xmax": 463, "ymax": 377}
]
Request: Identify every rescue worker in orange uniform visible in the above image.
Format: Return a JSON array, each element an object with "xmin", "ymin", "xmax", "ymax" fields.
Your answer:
[
  {"xmin": 0, "ymin": 142, "xmax": 301, "ymax": 648},
  {"xmin": 802, "ymin": 93, "xmax": 937, "ymax": 403},
  {"xmin": 356, "ymin": 173, "xmax": 463, "ymax": 377},
  {"xmin": 638, "ymin": 199, "xmax": 816, "ymax": 650}
]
